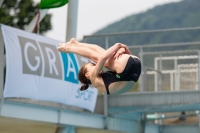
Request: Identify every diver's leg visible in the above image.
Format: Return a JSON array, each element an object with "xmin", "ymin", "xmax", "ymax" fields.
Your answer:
[
  {"xmin": 57, "ymin": 38, "xmax": 109, "ymax": 67},
  {"xmin": 57, "ymin": 43, "xmax": 100, "ymax": 63},
  {"xmin": 69, "ymin": 38, "xmax": 106, "ymax": 55}
]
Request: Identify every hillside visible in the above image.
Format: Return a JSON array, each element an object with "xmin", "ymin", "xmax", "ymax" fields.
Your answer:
[
  {"xmin": 96, "ymin": 0, "xmax": 200, "ymax": 34},
  {"xmin": 85, "ymin": 0, "xmax": 200, "ymax": 47}
]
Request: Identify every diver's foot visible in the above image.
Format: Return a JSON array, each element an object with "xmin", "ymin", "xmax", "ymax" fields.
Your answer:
[
  {"xmin": 57, "ymin": 38, "xmax": 78, "ymax": 52},
  {"xmin": 57, "ymin": 42, "xmax": 70, "ymax": 52},
  {"xmin": 69, "ymin": 38, "xmax": 78, "ymax": 45}
]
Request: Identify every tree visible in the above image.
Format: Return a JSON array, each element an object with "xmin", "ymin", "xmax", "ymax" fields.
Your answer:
[{"xmin": 0, "ymin": 0, "xmax": 52, "ymax": 34}]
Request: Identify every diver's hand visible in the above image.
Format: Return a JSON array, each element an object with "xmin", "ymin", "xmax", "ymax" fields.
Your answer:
[
  {"xmin": 114, "ymin": 43, "xmax": 132, "ymax": 59},
  {"xmin": 114, "ymin": 47, "xmax": 124, "ymax": 59},
  {"xmin": 119, "ymin": 43, "xmax": 132, "ymax": 55}
]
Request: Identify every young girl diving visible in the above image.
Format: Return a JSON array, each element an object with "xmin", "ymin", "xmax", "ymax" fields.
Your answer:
[{"xmin": 57, "ymin": 38, "xmax": 141, "ymax": 95}]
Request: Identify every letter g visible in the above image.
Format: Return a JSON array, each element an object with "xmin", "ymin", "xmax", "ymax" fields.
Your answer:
[{"xmin": 24, "ymin": 42, "xmax": 40, "ymax": 71}]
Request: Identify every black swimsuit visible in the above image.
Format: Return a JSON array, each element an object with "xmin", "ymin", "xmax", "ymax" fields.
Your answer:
[{"xmin": 101, "ymin": 56, "xmax": 141, "ymax": 95}]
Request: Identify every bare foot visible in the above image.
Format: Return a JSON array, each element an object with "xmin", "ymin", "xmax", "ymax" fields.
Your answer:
[
  {"xmin": 57, "ymin": 38, "xmax": 78, "ymax": 52},
  {"xmin": 69, "ymin": 38, "xmax": 78, "ymax": 45},
  {"xmin": 57, "ymin": 42, "xmax": 70, "ymax": 52}
]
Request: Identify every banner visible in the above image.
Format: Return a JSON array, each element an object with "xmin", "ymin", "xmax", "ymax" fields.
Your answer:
[{"xmin": 1, "ymin": 25, "xmax": 97, "ymax": 112}]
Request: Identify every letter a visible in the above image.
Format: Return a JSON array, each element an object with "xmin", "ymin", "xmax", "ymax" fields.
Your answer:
[{"xmin": 66, "ymin": 54, "xmax": 77, "ymax": 79}]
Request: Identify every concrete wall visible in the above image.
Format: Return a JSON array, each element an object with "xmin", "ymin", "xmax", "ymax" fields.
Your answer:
[
  {"xmin": 107, "ymin": 117, "xmax": 141, "ymax": 133},
  {"xmin": 76, "ymin": 128, "xmax": 123, "ymax": 133},
  {"xmin": 145, "ymin": 124, "xmax": 159, "ymax": 133},
  {"xmin": 162, "ymin": 125, "xmax": 199, "ymax": 133}
]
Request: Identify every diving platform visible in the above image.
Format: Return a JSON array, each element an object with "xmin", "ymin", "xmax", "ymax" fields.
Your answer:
[{"xmin": 1, "ymin": 90, "xmax": 200, "ymax": 133}]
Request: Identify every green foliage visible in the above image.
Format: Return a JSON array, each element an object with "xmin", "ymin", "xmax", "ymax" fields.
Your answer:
[{"xmin": 0, "ymin": 0, "xmax": 52, "ymax": 34}]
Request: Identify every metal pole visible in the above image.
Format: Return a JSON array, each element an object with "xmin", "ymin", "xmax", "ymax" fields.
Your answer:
[
  {"xmin": 0, "ymin": 25, "xmax": 5, "ymax": 116},
  {"xmin": 143, "ymin": 67, "xmax": 147, "ymax": 91},
  {"xmin": 158, "ymin": 54, "xmax": 162, "ymax": 91},
  {"xmin": 83, "ymin": 37, "xmax": 86, "ymax": 43},
  {"xmin": 170, "ymin": 72, "xmax": 174, "ymax": 91},
  {"xmin": 139, "ymin": 48, "xmax": 144, "ymax": 92},
  {"xmin": 83, "ymin": 27, "xmax": 200, "ymax": 38},
  {"xmin": 198, "ymin": 110, "xmax": 200, "ymax": 133},
  {"xmin": 141, "ymin": 114, "xmax": 146, "ymax": 133},
  {"xmin": 174, "ymin": 58, "xmax": 179, "ymax": 91},
  {"xmin": 105, "ymin": 36, "xmax": 109, "ymax": 49},
  {"xmin": 158, "ymin": 55, "xmax": 163, "ymax": 126},
  {"xmin": 154, "ymin": 58, "xmax": 158, "ymax": 91},
  {"xmin": 66, "ymin": 0, "xmax": 79, "ymax": 41},
  {"xmin": 25, "ymin": 9, "xmax": 48, "ymax": 33},
  {"xmin": 104, "ymin": 36, "xmax": 109, "ymax": 129},
  {"xmin": 0, "ymin": 25, "xmax": 4, "ymax": 99},
  {"xmin": 198, "ymin": 51, "xmax": 200, "ymax": 90},
  {"xmin": 0, "ymin": 0, "xmax": 4, "ymax": 7}
]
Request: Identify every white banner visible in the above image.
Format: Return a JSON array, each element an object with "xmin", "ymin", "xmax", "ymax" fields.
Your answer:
[{"xmin": 1, "ymin": 25, "xmax": 97, "ymax": 112}]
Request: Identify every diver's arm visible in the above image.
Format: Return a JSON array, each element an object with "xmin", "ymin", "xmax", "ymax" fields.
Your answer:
[
  {"xmin": 91, "ymin": 43, "xmax": 126, "ymax": 78},
  {"xmin": 114, "ymin": 43, "xmax": 132, "ymax": 59}
]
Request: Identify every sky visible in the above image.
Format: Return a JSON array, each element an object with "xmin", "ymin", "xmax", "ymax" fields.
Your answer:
[{"xmin": 35, "ymin": 0, "xmax": 181, "ymax": 42}]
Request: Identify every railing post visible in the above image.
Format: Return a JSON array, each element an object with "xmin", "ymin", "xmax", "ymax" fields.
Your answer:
[
  {"xmin": 198, "ymin": 51, "xmax": 200, "ymax": 90},
  {"xmin": 158, "ymin": 54, "xmax": 163, "ymax": 91},
  {"xmin": 174, "ymin": 57, "xmax": 179, "ymax": 91},
  {"xmin": 143, "ymin": 67, "xmax": 147, "ymax": 91},
  {"xmin": 104, "ymin": 36, "xmax": 109, "ymax": 129},
  {"xmin": 139, "ymin": 48, "xmax": 144, "ymax": 92},
  {"xmin": 154, "ymin": 58, "xmax": 158, "ymax": 91}
]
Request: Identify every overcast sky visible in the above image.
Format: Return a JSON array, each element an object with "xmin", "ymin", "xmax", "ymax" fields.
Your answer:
[{"xmin": 35, "ymin": 0, "xmax": 181, "ymax": 42}]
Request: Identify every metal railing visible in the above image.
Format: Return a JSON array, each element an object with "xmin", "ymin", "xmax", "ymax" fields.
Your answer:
[{"xmin": 83, "ymin": 27, "xmax": 200, "ymax": 93}]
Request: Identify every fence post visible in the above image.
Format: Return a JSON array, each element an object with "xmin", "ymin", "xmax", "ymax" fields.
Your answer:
[
  {"xmin": 139, "ymin": 48, "xmax": 144, "ymax": 92},
  {"xmin": 154, "ymin": 58, "xmax": 158, "ymax": 91},
  {"xmin": 198, "ymin": 51, "xmax": 200, "ymax": 90},
  {"xmin": 174, "ymin": 57, "xmax": 179, "ymax": 91},
  {"xmin": 104, "ymin": 36, "xmax": 109, "ymax": 129},
  {"xmin": 158, "ymin": 54, "xmax": 163, "ymax": 91}
]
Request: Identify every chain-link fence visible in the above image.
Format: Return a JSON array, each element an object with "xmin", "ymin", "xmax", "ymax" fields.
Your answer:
[{"xmin": 83, "ymin": 27, "xmax": 200, "ymax": 93}]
